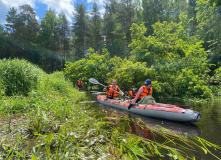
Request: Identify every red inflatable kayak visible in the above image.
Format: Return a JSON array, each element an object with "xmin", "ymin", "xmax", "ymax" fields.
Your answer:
[{"xmin": 97, "ymin": 95, "xmax": 201, "ymax": 122}]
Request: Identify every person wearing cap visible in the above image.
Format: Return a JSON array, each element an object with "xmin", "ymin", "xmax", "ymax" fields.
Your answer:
[{"xmin": 128, "ymin": 79, "xmax": 152, "ymax": 109}]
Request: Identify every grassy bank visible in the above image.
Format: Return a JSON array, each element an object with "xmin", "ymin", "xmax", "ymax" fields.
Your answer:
[{"xmin": 0, "ymin": 59, "xmax": 220, "ymax": 159}]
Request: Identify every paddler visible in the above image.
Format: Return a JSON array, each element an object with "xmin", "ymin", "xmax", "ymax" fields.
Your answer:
[
  {"xmin": 75, "ymin": 78, "xmax": 84, "ymax": 90},
  {"xmin": 103, "ymin": 79, "xmax": 124, "ymax": 99},
  {"xmin": 128, "ymin": 79, "xmax": 153, "ymax": 109},
  {"xmin": 129, "ymin": 88, "xmax": 137, "ymax": 98}
]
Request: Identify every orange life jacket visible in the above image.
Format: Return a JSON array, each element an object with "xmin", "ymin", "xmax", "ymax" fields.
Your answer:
[
  {"xmin": 107, "ymin": 85, "xmax": 120, "ymax": 98},
  {"xmin": 129, "ymin": 91, "xmax": 136, "ymax": 98},
  {"xmin": 139, "ymin": 86, "xmax": 152, "ymax": 99},
  {"xmin": 77, "ymin": 80, "xmax": 82, "ymax": 86}
]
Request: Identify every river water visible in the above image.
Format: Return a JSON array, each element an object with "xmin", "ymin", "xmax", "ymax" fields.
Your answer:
[{"xmin": 84, "ymin": 91, "xmax": 221, "ymax": 159}]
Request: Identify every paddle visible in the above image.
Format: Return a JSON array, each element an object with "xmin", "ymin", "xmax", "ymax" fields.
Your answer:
[{"xmin": 89, "ymin": 78, "xmax": 129, "ymax": 98}]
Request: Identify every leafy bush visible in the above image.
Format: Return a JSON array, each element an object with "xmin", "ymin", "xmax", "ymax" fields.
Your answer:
[
  {"xmin": 129, "ymin": 14, "xmax": 213, "ymax": 99},
  {"xmin": 64, "ymin": 48, "xmax": 111, "ymax": 88},
  {"xmin": 64, "ymin": 49, "xmax": 155, "ymax": 91},
  {"xmin": 106, "ymin": 59, "xmax": 155, "ymax": 90},
  {"xmin": 0, "ymin": 59, "xmax": 44, "ymax": 96},
  {"xmin": 41, "ymin": 71, "xmax": 74, "ymax": 96},
  {"xmin": 0, "ymin": 59, "xmax": 84, "ymax": 113}
]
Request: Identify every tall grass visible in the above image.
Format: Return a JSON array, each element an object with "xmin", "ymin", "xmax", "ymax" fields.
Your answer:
[{"xmin": 0, "ymin": 59, "xmax": 43, "ymax": 96}]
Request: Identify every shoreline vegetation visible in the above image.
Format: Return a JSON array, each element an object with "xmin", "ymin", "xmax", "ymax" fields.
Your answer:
[{"xmin": 0, "ymin": 59, "xmax": 221, "ymax": 159}]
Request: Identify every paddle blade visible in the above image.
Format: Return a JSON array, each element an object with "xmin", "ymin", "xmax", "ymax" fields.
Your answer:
[{"xmin": 89, "ymin": 78, "xmax": 100, "ymax": 84}]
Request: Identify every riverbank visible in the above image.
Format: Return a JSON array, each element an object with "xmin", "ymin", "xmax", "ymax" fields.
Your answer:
[{"xmin": 0, "ymin": 59, "xmax": 220, "ymax": 159}]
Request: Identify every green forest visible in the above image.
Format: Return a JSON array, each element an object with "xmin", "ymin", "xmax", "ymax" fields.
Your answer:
[{"xmin": 1, "ymin": 0, "xmax": 221, "ymax": 100}]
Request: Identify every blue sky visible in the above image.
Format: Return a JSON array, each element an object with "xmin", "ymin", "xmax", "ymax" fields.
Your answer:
[{"xmin": 0, "ymin": 0, "xmax": 105, "ymax": 25}]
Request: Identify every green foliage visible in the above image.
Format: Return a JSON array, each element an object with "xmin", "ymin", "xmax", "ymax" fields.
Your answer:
[
  {"xmin": 64, "ymin": 48, "xmax": 154, "ymax": 90},
  {"xmin": 0, "ymin": 60, "xmax": 220, "ymax": 160},
  {"xmin": 142, "ymin": 0, "xmax": 188, "ymax": 35},
  {"xmin": 11, "ymin": 4, "xmax": 39, "ymax": 43},
  {"xmin": 0, "ymin": 59, "xmax": 43, "ymax": 96},
  {"xmin": 72, "ymin": 3, "xmax": 90, "ymax": 59},
  {"xmin": 64, "ymin": 48, "xmax": 111, "ymax": 86},
  {"xmin": 107, "ymin": 59, "xmax": 154, "ymax": 90},
  {"xmin": 89, "ymin": 2, "xmax": 103, "ymax": 53},
  {"xmin": 129, "ymin": 15, "xmax": 213, "ymax": 99},
  {"xmin": 103, "ymin": 0, "xmax": 138, "ymax": 57},
  {"xmin": 38, "ymin": 10, "xmax": 58, "ymax": 50},
  {"xmin": 196, "ymin": 0, "xmax": 221, "ymax": 65}
]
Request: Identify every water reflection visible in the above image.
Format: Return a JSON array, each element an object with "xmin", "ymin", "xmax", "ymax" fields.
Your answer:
[
  {"xmin": 86, "ymin": 91, "xmax": 221, "ymax": 144},
  {"xmin": 86, "ymin": 91, "xmax": 221, "ymax": 160},
  {"xmin": 100, "ymin": 105, "xmax": 201, "ymax": 137}
]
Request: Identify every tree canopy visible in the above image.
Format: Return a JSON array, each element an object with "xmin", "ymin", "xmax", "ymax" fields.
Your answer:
[{"xmin": 0, "ymin": 0, "xmax": 221, "ymax": 99}]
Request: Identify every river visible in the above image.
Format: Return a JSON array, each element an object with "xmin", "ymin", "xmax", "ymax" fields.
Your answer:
[{"xmin": 84, "ymin": 91, "xmax": 221, "ymax": 160}]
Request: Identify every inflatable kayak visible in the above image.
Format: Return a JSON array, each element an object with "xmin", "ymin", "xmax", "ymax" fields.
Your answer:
[{"xmin": 97, "ymin": 95, "xmax": 201, "ymax": 123}]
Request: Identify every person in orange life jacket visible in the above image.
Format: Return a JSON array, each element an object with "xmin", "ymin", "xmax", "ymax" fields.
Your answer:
[
  {"xmin": 129, "ymin": 88, "xmax": 141, "ymax": 103},
  {"xmin": 103, "ymin": 79, "xmax": 124, "ymax": 99},
  {"xmin": 75, "ymin": 78, "xmax": 84, "ymax": 89},
  {"xmin": 128, "ymin": 79, "xmax": 152, "ymax": 109},
  {"xmin": 129, "ymin": 88, "xmax": 137, "ymax": 98}
]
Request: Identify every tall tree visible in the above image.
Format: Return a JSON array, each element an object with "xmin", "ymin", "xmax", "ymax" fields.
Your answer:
[
  {"xmin": 142, "ymin": 0, "xmax": 165, "ymax": 35},
  {"xmin": 188, "ymin": 0, "xmax": 197, "ymax": 36},
  {"xmin": 5, "ymin": 7, "xmax": 17, "ymax": 34},
  {"xmin": 0, "ymin": 25, "xmax": 3, "ymax": 34},
  {"xmin": 15, "ymin": 4, "xmax": 39, "ymax": 43},
  {"xmin": 196, "ymin": 0, "xmax": 221, "ymax": 66},
  {"xmin": 72, "ymin": 3, "xmax": 89, "ymax": 59},
  {"xmin": 118, "ymin": 0, "xmax": 137, "ymax": 57},
  {"xmin": 89, "ymin": 2, "xmax": 103, "ymax": 53},
  {"xmin": 38, "ymin": 10, "xmax": 58, "ymax": 50},
  {"xmin": 142, "ymin": 0, "xmax": 188, "ymax": 35},
  {"xmin": 58, "ymin": 12, "xmax": 70, "ymax": 63},
  {"xmin": 103, "ymin": 0, "xmax": 127, "ymax": 57}
]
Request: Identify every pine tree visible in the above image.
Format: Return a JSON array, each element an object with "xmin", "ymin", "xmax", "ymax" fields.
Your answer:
[
  {"xmin": 188, "ymin": 0, "xmax": 197, "ymax": 36},
  {"xmin": 15, "ymin": 4, "xmax": 39, "ymax": 43},
  {"xmin": 58, "ymin": 12, "xmax": 70, "ymax": 62},
  {"xmin": 142, "ymin": 0, "xmax": 165, "ymax": 35},
  {"xmin": 5, "ymin": 7, "xmax": 17, "ymax": 34},
  {"xmin": 72, "ymin": 3, "xmax": 89, "ymax": 59},
  {"xmin": 89, "ymin": 2, "xmax": 103, "ymax": 53},
  {"xmin": 103, "ymin": 0, "xmax": 126, "ymax": 57}
]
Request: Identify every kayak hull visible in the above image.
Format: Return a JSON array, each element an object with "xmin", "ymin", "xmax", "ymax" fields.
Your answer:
[{"xmin": 97, "ymin": 95, "xmax": 201, "ymax": 123}]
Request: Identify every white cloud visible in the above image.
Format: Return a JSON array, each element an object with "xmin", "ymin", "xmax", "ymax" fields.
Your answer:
[
  {"xmin": 38, "ymin": 0, "xmax": 76, "ymax": 23},
  {"xmin": 0, "ymin": 0, "xmax": 36, "ymax": 24},
  {"xmin": 87, "ymin": 0, "xmax": 104, "ymax": 6},
  {"xmin": 87, "ymin": 0, "xmax": 105, "ymax": 17},
  {"xmin": 0, "ymin": 0, "xmax": 76, "ymax": 24},
  {"xmin": 0, "ymin": 0, "xmax": 107, "ymax": 25},
  {"xmin": 36, "ymin": 15, "xmax": 39, "ymax": 21}
]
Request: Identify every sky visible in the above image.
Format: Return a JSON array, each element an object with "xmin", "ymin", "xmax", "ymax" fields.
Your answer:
[{"xmin": 0, "ymin": 0, "xmax": 105, "ymax": 25}]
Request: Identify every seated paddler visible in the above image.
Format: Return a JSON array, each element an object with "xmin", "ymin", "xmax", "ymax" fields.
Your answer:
[
  {"xmin": 128, "ymin": 79, "xmax": 155, "ymax": 109},
  {"xmin": 129, "ymin": 88, "xmax": 137, "ymax": 98},
  {"xmin": 103, "ymin": 79, "xmax": 124, "ymax": 99}
]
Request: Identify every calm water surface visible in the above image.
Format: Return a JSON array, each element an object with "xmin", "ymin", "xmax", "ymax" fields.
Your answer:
[{"xmin": 85, "ymin": 91, "xmax": 221, "ymax": 159}]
